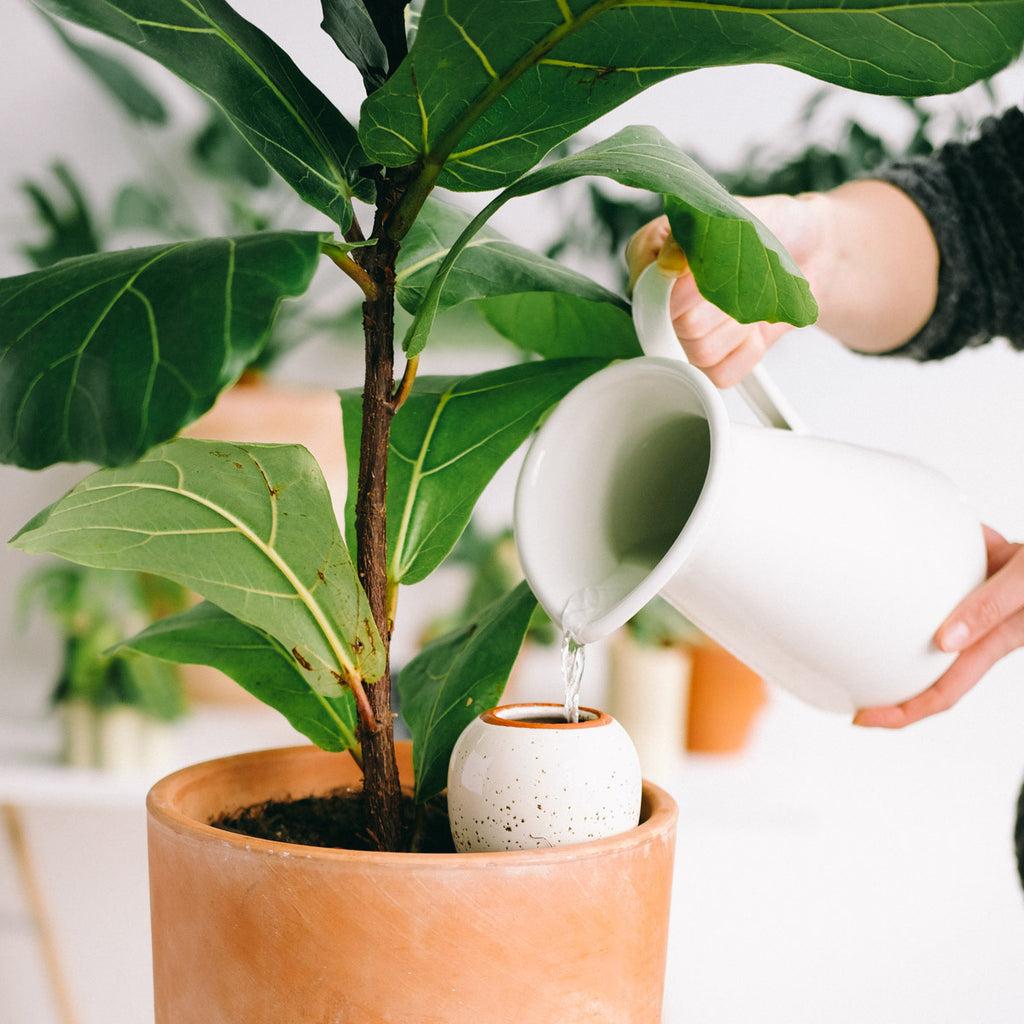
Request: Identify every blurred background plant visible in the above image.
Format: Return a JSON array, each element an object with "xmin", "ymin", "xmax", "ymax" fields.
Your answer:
[{"xmin": 17, "ymin": 565, "xmax": 189, "ymax": 769}]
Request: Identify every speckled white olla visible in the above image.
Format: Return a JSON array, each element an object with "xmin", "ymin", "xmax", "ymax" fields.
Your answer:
[{"xmin": 447, "ymin": 703, "xmax": 643, "ymax": 853}]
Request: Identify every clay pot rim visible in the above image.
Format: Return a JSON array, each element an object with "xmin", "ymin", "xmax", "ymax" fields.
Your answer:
[
  {"xmin": 480, "ymin": 702, "xmax": 610, "ymax": 729},
  {"xmin": 147, "ymin": 744, "xmax": 677, "ymax": 866}
]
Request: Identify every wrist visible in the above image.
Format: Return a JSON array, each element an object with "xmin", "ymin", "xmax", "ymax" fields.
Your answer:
[{"xmin": 812, "ymin": 179, "xmax": 940, "ymax": 352}]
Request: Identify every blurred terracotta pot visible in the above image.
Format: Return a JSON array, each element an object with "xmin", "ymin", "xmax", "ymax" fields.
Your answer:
[
  {"xmin": 685, "ymin": 641, "xmax": 768, "ymax": 753},
  {"xmin": 147, "ymin": 742, "xmax": 678, "ymax": 1024}
]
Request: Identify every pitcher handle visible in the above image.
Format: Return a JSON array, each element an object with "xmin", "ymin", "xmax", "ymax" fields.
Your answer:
[{"xmin": 632, "ymin": 263, "xmax": 806, "ymax": 433}]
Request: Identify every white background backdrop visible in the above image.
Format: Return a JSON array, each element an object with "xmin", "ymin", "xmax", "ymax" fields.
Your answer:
[{"xmin": 2, "ymin": 2, "xmax": 1024, "ymax": 1021}]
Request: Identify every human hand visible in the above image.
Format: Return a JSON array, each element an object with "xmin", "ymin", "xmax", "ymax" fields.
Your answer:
[
  {"xmin": 854, "ymin": 525, "xmax": 1024, "ymax": 728},
  {"xmin": 624, "ymin": 194, "xmax": 828, "ymax": 387}
]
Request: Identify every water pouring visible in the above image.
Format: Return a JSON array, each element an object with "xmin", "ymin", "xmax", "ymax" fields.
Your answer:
[{"xmin": 514, "ymin": 264, "xmax": 986, "ymax": 714}]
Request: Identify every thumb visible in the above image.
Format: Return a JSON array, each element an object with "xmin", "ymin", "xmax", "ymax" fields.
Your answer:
[
  {"xmin": 655, "ymin": 235, "xmax": 689, "ymax": 276},
  {"xmin": 936, "ymin": 526, "xmax": 1023, "ymax": 653}
]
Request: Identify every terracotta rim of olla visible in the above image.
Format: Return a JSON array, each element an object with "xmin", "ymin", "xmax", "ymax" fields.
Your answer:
[{"xmin": 479, "ymin": 703, "xmax": 611, "ymax": 729}]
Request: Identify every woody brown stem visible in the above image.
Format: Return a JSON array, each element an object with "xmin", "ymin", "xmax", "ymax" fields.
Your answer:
[{"xmin": 351, "ymin": 168, "xmax": 420, "ymax": 852}]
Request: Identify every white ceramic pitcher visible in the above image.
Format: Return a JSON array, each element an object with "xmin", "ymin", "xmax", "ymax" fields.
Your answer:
[{"xmin": 513, "ymin": 265, "xmax": 987, "ymax": 713}]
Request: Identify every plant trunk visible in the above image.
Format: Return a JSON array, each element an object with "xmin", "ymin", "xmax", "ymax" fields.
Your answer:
[{"xmin": 354, "ymin": 228, "xmax": 403, "ymax": 852}]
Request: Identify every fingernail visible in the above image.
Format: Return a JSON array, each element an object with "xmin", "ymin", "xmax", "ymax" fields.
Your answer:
[{"xmin": 938, "ymin": 620, "xmax": 969, "ymax": 652}]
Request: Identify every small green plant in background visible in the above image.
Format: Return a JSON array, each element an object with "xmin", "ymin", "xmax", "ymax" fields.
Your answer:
[
  {"xmin": 18, "ymin": 566, "xmax": 189, "ymax": 760},
  {"xmin": 3, "ymin": 0, "xmax": 1021, "ymax": 851}
]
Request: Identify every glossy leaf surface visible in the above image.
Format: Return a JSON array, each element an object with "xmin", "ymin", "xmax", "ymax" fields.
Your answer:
[
  {"xmin": 33, "ymin": 0, "xmax": 370, "ymax": 225},
  {"xmin": 395, "ymin": 199, "xmax": 626, "ymax": 316},
  {"xmin": 361, "ymin": 0, "xmax": 1024, "ymax": 190},
  {"xmin": 124, "ymin": 601, "xmax": 360, "ymax": 751},
  {"xmin": 0, "ymin": 232, "xmax": 323, "ymax": 469},
  {"xmin": 403, "ymin": 126, "xmax": 817, "ymax": 358},
  {"xmin": 341, "ymin": 358, "xmax": 610, "ymax": 587},
  {"xmin": 12, "ymin": 438, "xmax": 385, "ymax": 694},
  {"xmin": 477, "ymin": 292, "xmax": 640, "ymax": 360},
  {"xmin": 399, "ymin": 581, "xmax": 537, "ymax": 803}
]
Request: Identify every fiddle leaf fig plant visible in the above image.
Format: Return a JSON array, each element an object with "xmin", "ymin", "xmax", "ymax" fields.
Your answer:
[{"xmin": 5, "ymin": 0, "xmax": 1022, "ymax": 851}]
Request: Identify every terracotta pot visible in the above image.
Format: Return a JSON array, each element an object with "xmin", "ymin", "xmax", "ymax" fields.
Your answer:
[
  {"xmin": 148, "ymin": 743, "xmax": 678, "ymax": 1024},
  {"xmin": 685, "ymin": 641, "xmax": 768, "ymax": 753}
]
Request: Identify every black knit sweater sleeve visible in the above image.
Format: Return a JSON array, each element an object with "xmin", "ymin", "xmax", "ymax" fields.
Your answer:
[{"xmin": 872, "ymin": 104, "xmax": 1024, "ymax": 362}]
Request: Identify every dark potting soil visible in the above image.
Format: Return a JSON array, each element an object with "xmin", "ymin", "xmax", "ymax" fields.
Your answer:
[{"xmin": 211, "ymin": 788, "xmax": 456, "ymax": 854}]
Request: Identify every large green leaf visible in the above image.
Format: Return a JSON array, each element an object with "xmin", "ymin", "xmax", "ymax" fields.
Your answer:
[
  {"xmin": 341, "ymin": 358, "xmax": 610, "ymax": 586},
  {"xmin": 11, "ymin": 438, "xmax": 385, "ymax": 694},
  {"xmin": 477, "ymin": 292, "xmax": 640, "ymax": 360},
  {"xmin": 395, "ymin": 199, "xmax": 626, "ymax": 316},
  {"xmin": 399, "ymin": 581, "xmax": 538, "ymax": 803},
  {"xmin": 361, "ymin": 0, "xmax": 1024, "ymax": 190},
  {"xmin": 33, "ymin": 0, "xmax": 370, "ymax": 226},
  {"xmin": 122, "ymin": 601, "xmax": 360, "ymax": 752},
  {"xmin": 403, "ymin": 125, "xmax": 816, "ymax": 357},
  {"xmin": 0, "ymin": 231, "xmax": 323, "ymax": 469}
]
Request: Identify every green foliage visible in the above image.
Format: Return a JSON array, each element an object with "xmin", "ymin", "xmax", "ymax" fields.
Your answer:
[
  {"xmin": 18, "ymin": 564, "xmax": 188, "ymax": 720},
  {"xmin": 12, "ymin": 438, "xmax": 385, "ymax": 693},
  {"xmin": 361, "ymin": 0, "xmax": 1024, "ymax": 190},
  {"xmin": 320, "ymin": 0, "xmax": 409, "ymax": 93},
  {"xmin": 0, "ymin": 232, "xmax": 324, "ymax": 468},
  {"xmin": 421, "ymin": 522, "xmax": 556, "ymax": 646},
  {"xmin": 478, "ymin": 292, "xmax": 639, "ymax": 360},
  {"xmin": 546, "ymin": 91, "xmax": 991, "ymax": 292},
  {"xmin": 19, "ymin": 163, "xmax": 101, "ymax": 269},
  {"xmin": 6, "ymin": 0, "xmax": 1023, "ymax": 826},
  {"xmin": 123, "ymin": 601, "xmax": 359, "ymax": 750},
  {"xmin": 341, "ymin": 358, "xmax": 612, "ymax": 587},
  {"xmin": 41, "ymin": 9, "xmax": 168, "ymax": 124},
  {"xmin": 398, "ymin": 581, "xmax": 538, "ymax": 803},
  {"xmin": 33, "ymin": 0, "xmax": 371, "ymax": 226},
  {"xmin": 401, "ymin": 125, "xmax": 819, "ymax": 357},
  {"xmin": 395, "ymin": 198, "xmax": 627, "ymax": 320}
]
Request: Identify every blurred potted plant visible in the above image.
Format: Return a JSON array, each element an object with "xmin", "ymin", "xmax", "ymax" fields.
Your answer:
[
  {"xmin": 2, "ymin": 1, "xmax": 1020, "ymax": 1020},
  {"xmin": 18, "ymin": 565, "xmax": 188, "ymax": 771}
]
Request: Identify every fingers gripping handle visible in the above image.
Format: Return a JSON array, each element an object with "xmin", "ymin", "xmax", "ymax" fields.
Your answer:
[{"xmin": 631, "ymin": 264, "xmax": 805, "ymax": 433}]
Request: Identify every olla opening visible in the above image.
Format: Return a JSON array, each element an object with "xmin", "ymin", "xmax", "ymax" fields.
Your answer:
[{"xmin": 481, "ymin": 703, "xmax": 610, "ymax": 728}]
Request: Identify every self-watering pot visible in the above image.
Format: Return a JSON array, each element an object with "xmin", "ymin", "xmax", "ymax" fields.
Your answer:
[
  {"xmin": 513, "ymin": 265, "xmax": 986, "ymax": 714},
  {"xmin": 447, "ymin": 703, "xmax": 643, "ymax": 852}
]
